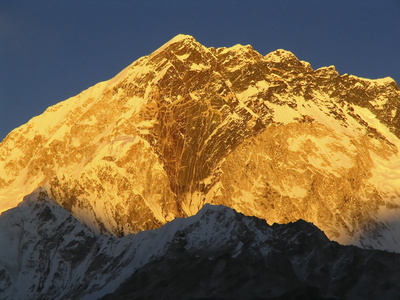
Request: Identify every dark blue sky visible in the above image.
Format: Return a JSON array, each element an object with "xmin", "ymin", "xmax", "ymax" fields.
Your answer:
[{"xmin": 1, "ymin": 0, "xmax": 399, "ymax": 141}]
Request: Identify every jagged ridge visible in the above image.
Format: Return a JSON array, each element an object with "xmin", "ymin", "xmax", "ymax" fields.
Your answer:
[
  {"xmin": 1, "ymin": 189, "xmax": 400, "ymax": 300},
  {"xmin": 1, "ymin": 34, "xmax": 400, "ymax": 251}
]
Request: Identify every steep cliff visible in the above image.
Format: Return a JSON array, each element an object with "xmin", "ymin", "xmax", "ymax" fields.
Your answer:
[{"xmin": 1, "ymin": 34, "xmax": 400, "ymax": 251}]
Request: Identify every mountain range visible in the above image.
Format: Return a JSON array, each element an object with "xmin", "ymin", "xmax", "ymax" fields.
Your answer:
[
  {"xmin": 1, "ymin": 189, "xmax": 400, "ymax": 299},
  {"xmin": 1, "ymin": 34, "xmax": 400, "ymax": 298}
]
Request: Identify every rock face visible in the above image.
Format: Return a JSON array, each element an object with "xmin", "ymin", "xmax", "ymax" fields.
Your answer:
[
  {"xmin": 1, "ymin": 190, "xmax": 400, "ymax": 300},
  {"xmin": 1, "ymin": 34, "xmax": 400, "ymax": 251}
]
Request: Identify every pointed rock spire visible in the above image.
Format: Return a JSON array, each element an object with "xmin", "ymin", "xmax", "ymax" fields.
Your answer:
[{"xmin": 265, "ymin": 49, "xmax": 312, "ymax": 74}]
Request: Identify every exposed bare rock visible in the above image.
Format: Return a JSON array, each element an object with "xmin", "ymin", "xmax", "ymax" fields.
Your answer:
[{"xmin": 1, "ymin": 34, "xmax": 400, "ymax": 251}]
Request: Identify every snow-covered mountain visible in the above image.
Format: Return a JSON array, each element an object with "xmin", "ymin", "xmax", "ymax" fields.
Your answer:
[
  {"xmin": 1, "ymin": 34, "xmax": 400, "ymax": 251},
  {"xmin": 1, "ymin": 189, "xmax": 400, "ymax": 300}
]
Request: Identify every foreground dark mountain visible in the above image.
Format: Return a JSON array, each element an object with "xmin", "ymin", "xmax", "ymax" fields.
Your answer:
[
  {"xmin": 1, "ymin": 34, "xmax": 400, "ymax": 251},
  {"xmin": 1, "ymin": 189, "xmax": 400, "ymax": 300}
]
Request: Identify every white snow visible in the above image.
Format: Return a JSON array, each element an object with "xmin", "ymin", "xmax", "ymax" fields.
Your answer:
[
  {"xmin": 264, "ymin": 49, "xmax": 295, "ymax": 62},
  {"xmin": 0, "ymin": 187, "xmax": 29, "ymax": 214},
  {"xmin": 1, "ymin": 33, "xmax": 400, "ymax": 261},
  {"xmin": 165, "ymin": 34, "xmax": 194, "ymax": 45},
  {"xmin": 190, "ymin": 62, "xmax": 208, "ymax": 71},
  {"xmin": 353, "ymin": 104, "xmax": 400, "ymax": 145},
  {"xmin": 376, "ymin": 77, "xmax": 395, "ymax": 86},
  {"xmin": 176, "ymin": 52, "xmax": 190, "ymax": 61},
  {"xmin": 369, "ymin": 151, "xmax": 400, "ymax": 195},
  {"xmin": 288, "ymin": 134, "xmax": 355, "ymax": 172},
  {"xmin": 236, "ymin": 85, "xmax": 259, "ymax": 100},
  {"xmin": 269, "ymin": 102, "xmax": 302, "ymax": 124},
  {"xmin": 369, "ymin": 96, "xmax": 388, "ymax": 109}
]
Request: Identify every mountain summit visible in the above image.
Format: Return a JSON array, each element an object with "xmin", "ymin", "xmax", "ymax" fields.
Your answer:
[{"xmin": 1, "ymin": 34, "xmax": 400, "ymax": 251}]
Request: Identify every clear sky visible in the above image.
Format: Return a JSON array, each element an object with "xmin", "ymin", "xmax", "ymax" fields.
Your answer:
[{"xmin": 1, "ymin": 0, "xmax": 399, "ymax": 141}]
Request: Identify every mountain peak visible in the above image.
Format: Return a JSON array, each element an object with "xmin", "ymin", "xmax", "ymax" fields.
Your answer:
[
  {"xmin": 264, "ymin": 48, "xmax": 312, "ymax": 73},
  {"xmin": 167, "ymin": 34, "xmax": 195, "ymax": 44},
  {"xmin": 2, "ymin": 35, "xmax": 400, "ymax": 252},
  {"xmin": 375, "ymin": 76, "xmax": 398, "ymax": 87},
  {"xmin": 265, "ymin": 49, "xmax": 298, "ymax": 63},
  {"xmin": 154, "ymin": 34, "xmax": 200, "ymax": 54},
  {"xmin": 149, "ymin": 33, "xmax": 215, "ymax": 71}
]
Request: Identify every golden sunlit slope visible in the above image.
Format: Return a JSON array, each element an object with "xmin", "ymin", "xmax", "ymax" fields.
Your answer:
[{"xmin": 1, "ymin": 35, "xmax": 400, "ymax": 250}]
